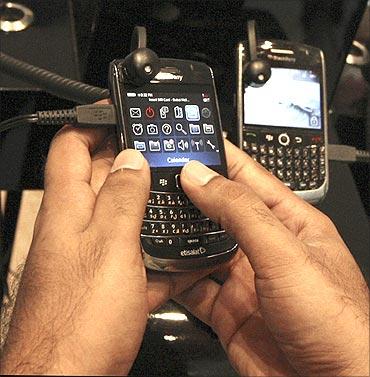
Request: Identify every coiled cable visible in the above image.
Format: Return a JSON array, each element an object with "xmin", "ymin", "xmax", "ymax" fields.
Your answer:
[{"xmin": 0, "ymin": 52, "xmax": 110, "ymax": 104}]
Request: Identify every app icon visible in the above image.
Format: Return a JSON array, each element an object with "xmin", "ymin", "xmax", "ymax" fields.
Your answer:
[
  {"xmin": 175, "ymin": 123, "xmax": 187, "ymax": 135},
  {"xmin": 163, "ymin": 138, "xmax": 176, "ymax": 152},
  {"xmin": 174, "ymin": 106, "xmax": 183, "ymax": 118},
  {"xmin": 310, "ymin": 115, "xmax": 319, "ymax": 127},
  {"xmin": 134, "ymin": 140, "xmax": 146, "ymax": 152},
  {"xmin": 190, "ymin": 138, "xmax": 204, "ymax": 152},
  {"xmin": 162, "ymin": 123, "xmax": 172, "ymax": 135},
  {"xmin": 132, "ymin": 123, "xmax": 143, "ymax": 136},
  {"xmin": 149, "ymin": 139, "xmax": 161, "ymax": 152},
  {"xmin": 160, "ymin": 106, "xmax": 170, "ymax": 119},
  {"xmin": 177, "ymin": 139, "xmax": 190, "ymax": 152},
  {"xmin": 205, "ymin": 137, "xmax": 218, "ymax": 152},
  {"xmin": 203, "ymin": 123, "xmax": 214, "ymax": 134},
  {"xmin": 189, "ymin": 123, "xmax": 201, "ymax": 134},
  {"xmin": 201, "ymin": 108, "xmax": 211, "ymax": 118},
  {"xmin": 147, "ymin": 123, "xmax": 158, "ymax": 135},
  {"xmin": 185, "ymin": 105, "xmax": 200, "ymax": 121},
  {"xmin": 145, "ymin": 106, "xmax": 155, "ymax": 118},
  {"xmin": 130, "ymin": 108, "xmax": 141, "ymax": 118}
]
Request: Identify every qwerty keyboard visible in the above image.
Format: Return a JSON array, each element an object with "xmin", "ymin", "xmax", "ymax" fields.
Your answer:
[
  {"xmin": 141, "ymin": 190, "xmax": 230, "ymax": 248},
  {"xmin": 243, "ymin": 140, "xmax": 326, "ymax": 191}
]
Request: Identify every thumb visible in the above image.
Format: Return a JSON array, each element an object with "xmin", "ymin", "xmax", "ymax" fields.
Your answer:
[
  {"xmin": 180, "ymin": 160, "xmax": 306, "ymax": 280},
  {"xmin": 90, "ymin": 149, "xmax": 150, "ymax": 248}
]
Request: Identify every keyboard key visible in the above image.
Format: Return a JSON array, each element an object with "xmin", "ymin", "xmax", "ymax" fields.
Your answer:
[
  {"xmin": 285, "ymin": 170, "xmax": 293, "ymax": 180},
  {"xmin": 259, "ymin": 145, "xmax": 267, "ymax": 155},
  {"xmin": 260, "ymin": 156, "xmax": 267, "ymax": 167},
  {"xmin": 277, "ymin": 147, "xmax": 284, "ymax": 157},
  {"xmin": 251, "ymin": 143, "xmax": 258, "ymax": 153},
  {"xmin": 180, "ymin": 236, "xmax": 202, "ymax": 247},
  {"xmin": 151, "ymin": 237, "xmax": 166, "ymax": 246},
  {"xmin": 218, "ymin": 232, "xmax": 229, "ymax": 241},
  {"xmin": 204, "ymin": 233, "xmax": 219, "ymax": 244},
  {"xmin": 285, "ymin": 147, "xmax": 292, "ymax": 157}
]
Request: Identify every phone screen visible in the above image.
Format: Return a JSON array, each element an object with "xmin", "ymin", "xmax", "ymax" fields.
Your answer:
[
  {"xmin": 123, "ymin": 86, "xmax": 222, "ymax": 168},
  {"xmin": 244, "ymin": 68, "xmax": 322, "ymax": 130}
]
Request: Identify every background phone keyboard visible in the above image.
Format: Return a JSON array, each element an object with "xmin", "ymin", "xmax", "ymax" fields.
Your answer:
[{"xmin": 242, "ymin": 130, "xmax": 326, "ymax": 191}]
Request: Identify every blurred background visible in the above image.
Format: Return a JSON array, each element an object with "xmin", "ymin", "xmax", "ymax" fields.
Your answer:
[{"xmin": 1, "ymin": 1, "xmax": 369, "ymax": 375}]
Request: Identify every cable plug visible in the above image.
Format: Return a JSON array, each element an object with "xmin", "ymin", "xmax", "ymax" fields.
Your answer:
[
  {"xmin": 74, "ymin": 104, "xmax": 117, "ymax": 127},
  {"xmin": 36, "ymin": 104, "xmax": 117, "ymax": 127},
  {"xmin": 328, "ymin": 144, "xmax": 370, "ymax": 163}
]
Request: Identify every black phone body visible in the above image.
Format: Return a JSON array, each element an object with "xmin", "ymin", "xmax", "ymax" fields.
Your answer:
[
  {"xmin": 236, "ymin": 40, "xmax": 329, "ymax": 203},
  {"xmin": 109, "ymin": 59, "xmax": 237, "ymax": 271}
]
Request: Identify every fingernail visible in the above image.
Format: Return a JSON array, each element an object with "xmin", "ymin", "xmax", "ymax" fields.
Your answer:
[
  {"xmin": 182, "ymin": 160, "xmax": 219, "ymax": 186},
  {"xmin": 111, "ymin": 149, "xmax": 145, "ymax": 172}
]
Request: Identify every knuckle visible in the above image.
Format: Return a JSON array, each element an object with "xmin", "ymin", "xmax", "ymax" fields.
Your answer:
[
  {"xmin": 211, "ymin": 179, "xmax": 265, "ymax": 233},
  {"xmin": 111, "ymin": 194, "xmax": 143, "ymax": 220},
  {"xmin": 310, "ymin": 209, "xmax": 337, "ymax": 235},
  {"xmin": 102, "ymin": 172, "xmax": 149, "ymax": 219},
  {"xmin": 49, "ymin": 125, "xmax": 75, "ymax": 148}
]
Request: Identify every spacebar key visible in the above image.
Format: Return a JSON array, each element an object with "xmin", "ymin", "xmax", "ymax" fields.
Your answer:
[{"xmin": 180, "ymin": 236, "xmax": 202, "ymax": 247}]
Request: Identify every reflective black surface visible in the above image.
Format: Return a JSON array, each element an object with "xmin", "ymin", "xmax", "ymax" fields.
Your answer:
[
  {"xmin": 84, "ymin": 0, "xmax": 367, "ymax": 116},
  {"xmin": 0, "ymin": 1, "xmax": 369, "ymax": 375},
  {"xmin": 130, "ymin": 301, "xmax": 238, "ymax": 376}
]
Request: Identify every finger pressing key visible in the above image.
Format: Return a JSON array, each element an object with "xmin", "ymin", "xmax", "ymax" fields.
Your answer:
[{"xmin": 180, "ymin": 160, "xmax": 306, "ymax": 280}]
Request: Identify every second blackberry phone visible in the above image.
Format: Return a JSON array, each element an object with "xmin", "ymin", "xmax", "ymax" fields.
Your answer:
[
  {"xmin": 110, "ymin": 59, "xmax": 237, "ymax": 271},
  {"xmin": 236, "ymin": 40, "xmax": 329, "ymax": 203}
]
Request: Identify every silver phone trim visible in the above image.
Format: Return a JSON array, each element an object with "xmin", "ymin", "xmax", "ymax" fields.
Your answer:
[
  {"xmin": 236, "ymin": 43, "xmax": 329, "ymax": 204},
  {"xmin": 111, "ymin": 60, "xmax": 236, "ymax": 271},
  {"xmin": 298, "ymin": 49, "xmax": 329, "ymax": 204}
]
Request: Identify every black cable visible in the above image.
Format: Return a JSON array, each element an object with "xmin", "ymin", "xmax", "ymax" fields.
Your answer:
[
  {"xmin": 0, "ymin": 52, "xmax": 110, "ymax": 104},
  {"xmin": 3, "ymin": 105, "xmax": 369, "ymax": 164},
  {"xmin": 0, "ymin": 105, "xmax": 117, "ymax": 133},
  {"xmin": 0, "ymin": 115, "xmax": 38, "ymax": 133},
  {"xmin": 0, "ymin": 114, "xmax": 37, "ymax": 125},
  {"xmin": 247, "ymin": 20, "xmax": 257, "ymax": 61}
]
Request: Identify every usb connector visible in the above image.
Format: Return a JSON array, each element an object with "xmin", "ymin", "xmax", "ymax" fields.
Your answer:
[
  {"xmin": 36, "ymin": 104, "xmax": 117, "ymax": 127},
  {"xmin": 328, "ymin": 144, "xmax": 370, "ymax": 163},
  {"xmin": 74, "ymin": 104, "xmax": 117, "ymax": 127}
]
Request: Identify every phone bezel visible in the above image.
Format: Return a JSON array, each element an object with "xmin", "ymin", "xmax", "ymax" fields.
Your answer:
[
  {"xmin": 236, "ymin": 40, "xmax": 329, "ymax": 204},
  {"xmin": 111, "ymin": 59, "xmax": 228, "ymax": 178}
]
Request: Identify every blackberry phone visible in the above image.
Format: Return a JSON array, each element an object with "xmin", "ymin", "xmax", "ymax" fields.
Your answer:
[
  {"xmin": 110, "ymin": 59, "xmax": 238, "ymax": 271},
  {"xmin": 236, "ymin": 40, "xmax": 329, "ymax": 203}
]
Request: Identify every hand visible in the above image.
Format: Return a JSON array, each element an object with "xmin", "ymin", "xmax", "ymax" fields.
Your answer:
[
  {"xmin": 175, "ymin": 140, "xmax": 369, "ymax": 376},
  {"xmin": 0, "ymin": 121, "xmax": 214, "ymax": 375}
]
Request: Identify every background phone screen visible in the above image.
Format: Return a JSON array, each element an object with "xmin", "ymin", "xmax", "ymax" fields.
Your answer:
[
  {"xmin": 124, "ymin": 88, "xmax": 222, "ymax": 168},
  {"xmin": 244, "ymin": 68, "xmax": 322, "ymax": 130}
]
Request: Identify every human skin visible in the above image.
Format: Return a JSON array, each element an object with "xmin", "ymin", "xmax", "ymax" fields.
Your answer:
[
  {"xmin": 176, "ymin": 140, "xmax": 369, "ymax": 376},
  {"xmin": 0, "ymin": 123, "xmax": 368, "ymax": 376},
  {"xmin": 0, "ymin": 125, "xmax": 214, "ymax": 376}
]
